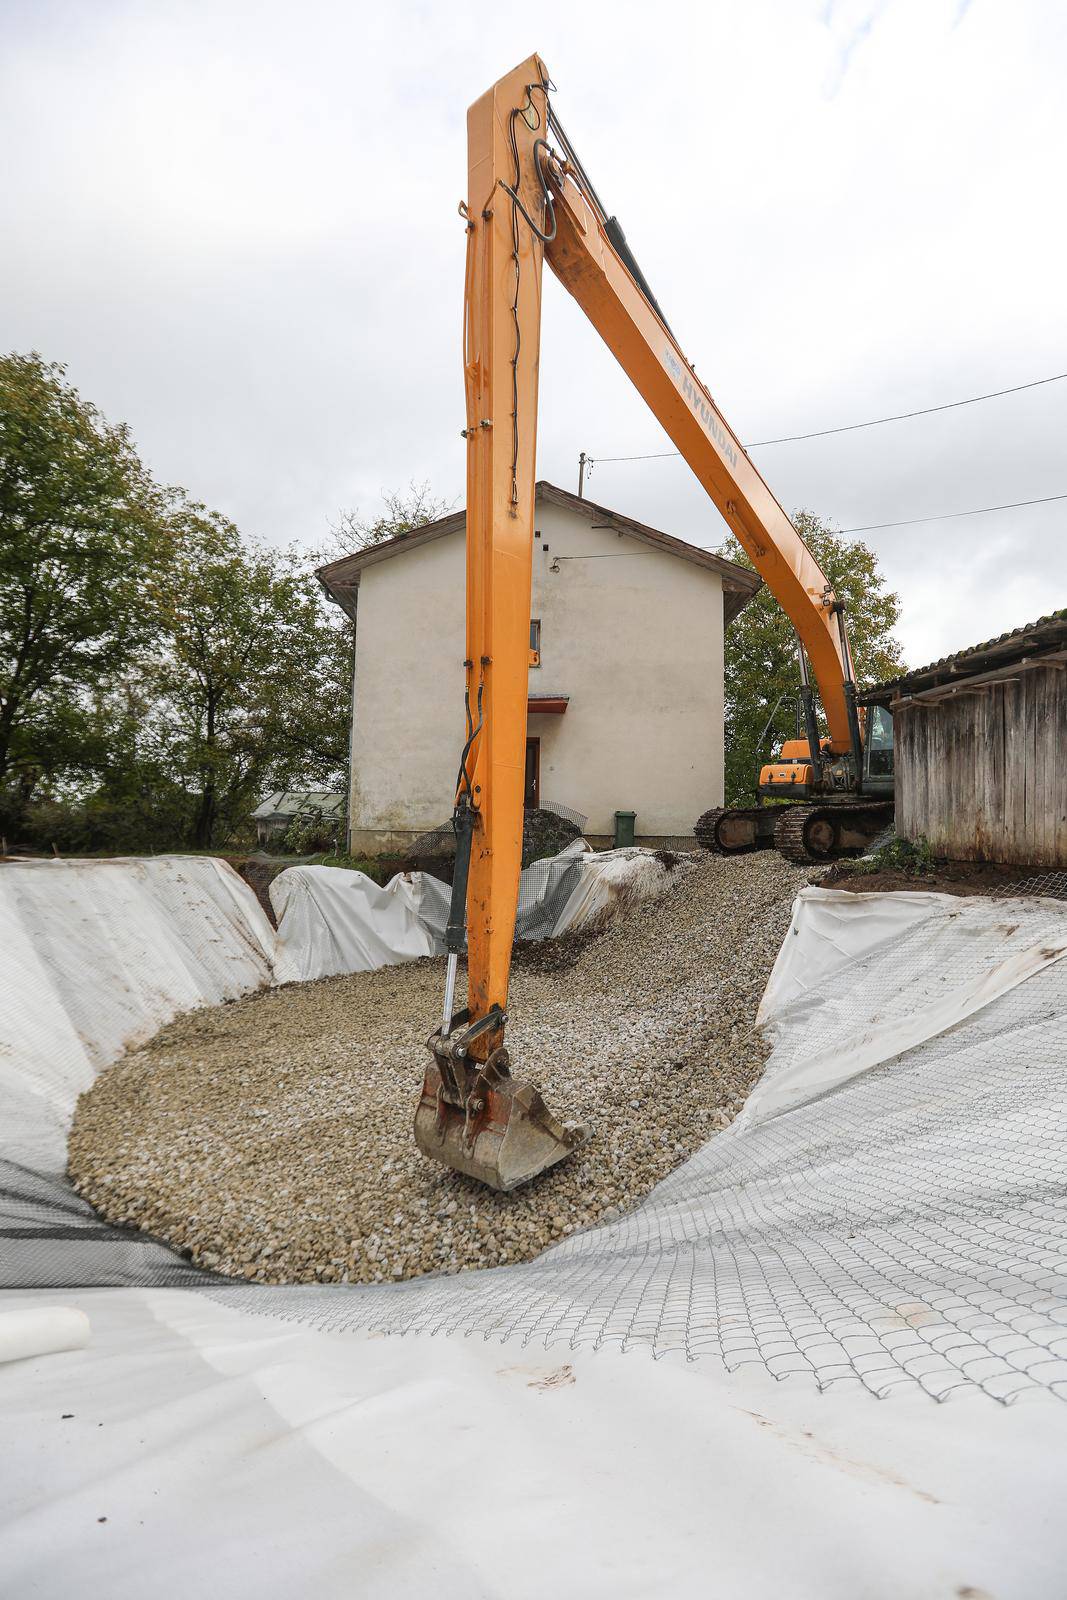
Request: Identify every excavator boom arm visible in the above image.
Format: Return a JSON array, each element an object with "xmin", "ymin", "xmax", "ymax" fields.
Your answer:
[
  {"xmin": 543, "ymin": 159, "xmax": 855, "ymax": 747},
  {"xmin": 415, "ymin": 54, "xmax": 856, "ymax": 1189}
]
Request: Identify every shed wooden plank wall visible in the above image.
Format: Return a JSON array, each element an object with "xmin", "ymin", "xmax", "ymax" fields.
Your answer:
[{"xmin": 896, "ymin": 665, "xmax": 1067, "ymax": 865}]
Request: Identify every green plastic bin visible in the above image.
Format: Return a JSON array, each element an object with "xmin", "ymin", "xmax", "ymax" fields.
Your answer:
[{"xmin": 613, "ymin": 810, "xmax": 636, "ymax": 849}]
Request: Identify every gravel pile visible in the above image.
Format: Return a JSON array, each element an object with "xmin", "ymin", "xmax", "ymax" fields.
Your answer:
[{"xmin": 69, "ymin": 853, "xmax": 811, "ymax": 1285}]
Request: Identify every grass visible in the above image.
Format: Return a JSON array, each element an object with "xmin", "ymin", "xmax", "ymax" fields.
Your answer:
[{"xmin": 300, "ymin": 850, "xmax": 382, "ymax": 878}]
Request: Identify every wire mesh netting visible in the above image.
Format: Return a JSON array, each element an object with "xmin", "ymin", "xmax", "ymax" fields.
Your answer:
[
  {"xmin": 411, "ymin": 800, "xmax": 588, "ymax": 858},
  {"xmin": 0, "ymin": 1080, "xmax": 216, "ymax": 1292},
  {"xmin": 992, "ymin": 870, "xmax": 1067, "ymax": 901},
  {"xmin": 412, "ymin": 803, "xmax": 701, "ymax": 859},
  {"xmin": 3, "ymin": 871, "xmax": 1067, "ymax": 1405}
]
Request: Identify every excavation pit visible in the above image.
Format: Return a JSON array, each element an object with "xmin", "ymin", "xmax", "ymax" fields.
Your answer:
[{"xmin": 68, "ymin": 854, "xmax": 811, "ymax": 1285}]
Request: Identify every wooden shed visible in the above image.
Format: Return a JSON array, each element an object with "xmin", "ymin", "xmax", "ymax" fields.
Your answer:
[{"xmin": 862, "ymin": 611, "xmax": 1067, "ymax": 868}]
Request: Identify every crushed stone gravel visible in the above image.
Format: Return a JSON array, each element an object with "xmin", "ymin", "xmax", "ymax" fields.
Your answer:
[{"xmin": 68, "ymin": 853, "xmax": 813, "ymax": 1285}]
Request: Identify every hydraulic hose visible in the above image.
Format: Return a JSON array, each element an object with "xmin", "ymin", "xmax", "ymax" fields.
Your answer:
[{"xmin": 441, "ymin": 796, "xmax": 476, "ymax": 1034}]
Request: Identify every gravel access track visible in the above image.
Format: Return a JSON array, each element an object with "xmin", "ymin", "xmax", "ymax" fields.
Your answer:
[{"xmin": 69, "ymin": 854, "xmax": 811, "ymax": 1285}]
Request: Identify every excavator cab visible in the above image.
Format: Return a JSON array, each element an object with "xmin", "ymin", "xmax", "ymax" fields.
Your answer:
[{"xmin": 861, "ymin": 703, "xmax": 895, "ymax": 794}]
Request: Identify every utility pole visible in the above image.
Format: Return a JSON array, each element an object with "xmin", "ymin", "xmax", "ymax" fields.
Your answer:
[{"xmin": 577, "ymin": 451, "xmax": 588, "ymax": 497}]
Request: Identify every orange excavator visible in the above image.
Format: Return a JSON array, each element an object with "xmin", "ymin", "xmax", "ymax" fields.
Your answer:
[{"xmin": 413, "ymin": 54, "xmax": 893, "ymax": 1191}]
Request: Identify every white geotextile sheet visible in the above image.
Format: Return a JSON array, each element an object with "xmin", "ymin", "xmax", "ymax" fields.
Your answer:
[
  {"xmin": 547, "ymin": 844, "xmax": 689, "ymax": 935},
  {"xmin": 748, "ymin": 886, "xmax": 1067, "ymax": 1126},
  {"xmin": 269, "ymin": 864, "xmax": 449, "ymax": 983},
  {"xmin": 5, "ymin": 864, "xmax": 1067, "ymax": 1594},
  {"xmin": 0, "ymin": 856, "xmax": 276, "ymax": 1129},
  {"xmin": 2, "ymin": 1285, "xmax": 1066, "ymax": 1600},
  {"xmin": 269, "ymin": 845, "xmax": 682, "ymax": 983}
]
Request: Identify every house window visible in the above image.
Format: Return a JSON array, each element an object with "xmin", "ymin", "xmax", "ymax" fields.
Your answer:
[
  {"xmin": 529, "ymin": 618, "xmax": 541, "ymax": 668},
  {"xmin": 524, "ymin": 738, "xmax": 540, "ymax": 808}
]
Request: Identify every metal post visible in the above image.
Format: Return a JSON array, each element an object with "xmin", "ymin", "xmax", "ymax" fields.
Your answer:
[
  {"xmin": 577, "ymin": 451, "xmax": 587, "ymax": 497},
  {"xmin": 756, "ymin": 691, "xmax": 790, "ymax": 756},
  {"xmin": 796, "ymin": 634, "xmax": 824, "ymax": 787}
]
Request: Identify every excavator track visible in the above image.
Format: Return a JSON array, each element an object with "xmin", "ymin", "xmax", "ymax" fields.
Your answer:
[
  {"xmin": 694, "ymin": 806, "xmax": 778, "ymax": 855},
  {"xmin": 773, "ymin": 802, "xmax": 894, "ymax": 864}
]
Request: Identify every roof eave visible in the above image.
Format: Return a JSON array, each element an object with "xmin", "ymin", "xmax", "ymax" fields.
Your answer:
[
  {"xmin": 860, "ymin": 611, "xmax": 1067, "ymax": 702},
  {"xmin": 315, "ymin": 481, "xmax": 762, "ymax": 617}
]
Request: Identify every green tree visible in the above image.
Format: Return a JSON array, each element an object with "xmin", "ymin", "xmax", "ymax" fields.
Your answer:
[
  {"xmin": 719, "ymin": 511, "xmax": 905, "ymax": 806},
  {"xmin": 144, "ymin": 504, "xmax": 351, "ymax": 847},
  {"xmin": 21, "ymin": 678, "xmax": 192, "ymax": 854},
  {"xmin": 0, "ymin": 349, "xmax": 451, "ymax": 853},
  {"xmin": 0, "ymin": 353, "xmax": 170, "ymax": 824},
  {"xmin": 327, "ymin": 481, "xmax": 452, "ymax": 556}
]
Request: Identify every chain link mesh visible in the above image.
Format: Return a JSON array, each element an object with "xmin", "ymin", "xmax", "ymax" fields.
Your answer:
[{"xmin": 4, "ymin": 872, "xmax": 1067, "ymax": 1405}]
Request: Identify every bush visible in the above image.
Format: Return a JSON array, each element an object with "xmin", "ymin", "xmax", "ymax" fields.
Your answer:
[
  {"xmin": 278, "ymin": 814, "xmax": 345, "ymax": 856},
  {"xmin": 12, "ymin": 791, "xmax": 191, "ymax": 856},
  {"xmin": 307, "ymin": 851, "xmax": 381, "ymax": 878},
  {"xmin": 851, "ymin": 834, "xmax": 936, "ymax": 876}
]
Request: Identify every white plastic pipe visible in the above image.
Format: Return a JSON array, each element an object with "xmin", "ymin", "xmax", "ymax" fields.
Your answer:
[{"xmin": 0, "ymin": 1306, "xmax": 91, "ymax": 1364}]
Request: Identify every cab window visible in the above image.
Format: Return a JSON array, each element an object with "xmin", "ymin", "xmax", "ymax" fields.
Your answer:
[{"xmin": 866, "ymin": 706, "xmax": 894, "ymax": 776}]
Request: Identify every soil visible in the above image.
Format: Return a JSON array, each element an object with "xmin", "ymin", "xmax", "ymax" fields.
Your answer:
[
  {"xmin": 376, "ymin": 852, "xmax": 456, "ymax": 883},
  {"xmin": 231, "ymin": 856, "xmax": 284, "ymax": 924},
  {"xmin": 522, "ymin": 808, "xmax": 582, "ymax": 867},
  {"xmin": 822, "ymin": 858, "xmax": 1057, "ymax": 897}
]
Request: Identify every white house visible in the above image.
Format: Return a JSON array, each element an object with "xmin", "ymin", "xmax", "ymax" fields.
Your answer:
[{"xmin": 317, "ymin": 481, "xmax": 760, "ymax": 854}]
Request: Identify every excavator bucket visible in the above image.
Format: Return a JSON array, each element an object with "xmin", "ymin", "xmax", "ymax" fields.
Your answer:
[{"xmin": 415, "ymin": 1018, "xmax": 585, "ymax": 1191}]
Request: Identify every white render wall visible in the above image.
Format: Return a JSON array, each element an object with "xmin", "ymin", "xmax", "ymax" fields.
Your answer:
[{"xmin": 347, "ymin": 498, "xmax": 726, "ymax": 853}]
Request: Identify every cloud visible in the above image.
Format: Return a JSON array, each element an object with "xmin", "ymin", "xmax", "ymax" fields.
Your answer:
[
  {"xmin": 820, "ymin": 0, "xmax": 892, "ymax": 96},
  {"xmin": 2, "ymin": 0, "xmax": 1064, "ymax": 670}
]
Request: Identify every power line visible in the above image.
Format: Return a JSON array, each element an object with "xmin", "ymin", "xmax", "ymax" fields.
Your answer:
[
  {"xmin": 839, "ymin": 491, "xmax": 1067, "ymax": 535},
  {"xmin": 591, "ymin": 449, "xmax": 682, "ymax": 464},
  {"xmin": 587, "ymin": 369, "xmax": 1067, "ymax": 465},
  {"xmin": 553, "ymin": 490, "xmax": 1066, "ymax": 564},
  {"xmin": 751, "ymin": 371, "xmax": 1067, "ymax": 447}
]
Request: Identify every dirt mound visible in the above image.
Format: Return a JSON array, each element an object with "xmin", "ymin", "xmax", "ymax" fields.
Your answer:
[
  {"xmin": 522, "ymin": 807, "xmax": 582, "ymax": 866},
  {"xmin": 822, "ymin": 858, "xmax": 1056, "ymax": 897}
]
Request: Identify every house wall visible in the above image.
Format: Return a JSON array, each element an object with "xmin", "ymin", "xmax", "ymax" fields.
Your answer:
[
  {"xmin": 895, "ymin": 666, "xmax": 1067, "ymax": 865},
  {"xmin": 347, "ymin": 531, "xmax": 466, "ymax": 854},
  {"xmin": 347, "ymin": 499, "xmax": 726, "ymax": 854}
]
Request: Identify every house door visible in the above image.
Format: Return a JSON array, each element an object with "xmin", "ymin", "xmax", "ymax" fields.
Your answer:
[{"xmin": 524, "ymin": 738, "xmax": 540, "ymax": 808}]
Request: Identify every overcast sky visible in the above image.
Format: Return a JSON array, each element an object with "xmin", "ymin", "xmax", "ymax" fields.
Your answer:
[{"xmin": 3, "ymin": 0, "xmax": 1064, "ymax": 668}]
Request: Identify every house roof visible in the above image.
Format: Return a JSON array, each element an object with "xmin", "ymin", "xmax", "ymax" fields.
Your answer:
[
  {"xmin": 860, "ymin": 609, "xmax": 1067, "ymax": 704},
  {"xmin": 315, "ymin": 480, "xmax": 762, "ymax": 626},
  {"xmin": 251, "ymin": 789, "xmax": 346, "ymax": 821}
]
